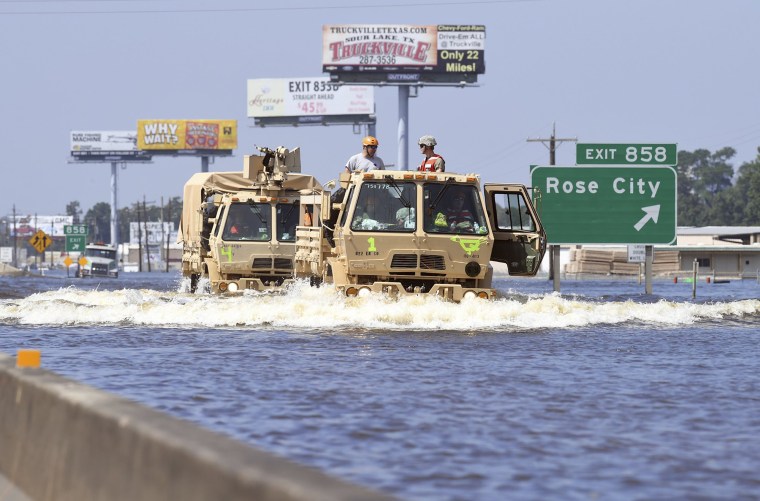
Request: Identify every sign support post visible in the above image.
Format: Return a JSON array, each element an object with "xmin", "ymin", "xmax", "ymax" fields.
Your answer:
[{"xmin": 645, "ymin": 245, "xmax": 654, "ymax": 294}]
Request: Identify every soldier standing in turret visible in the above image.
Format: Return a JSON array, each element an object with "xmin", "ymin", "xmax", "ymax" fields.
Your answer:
[{"xmin": 418, "ymin": 135, "xmax": 445, "ymax": 172}]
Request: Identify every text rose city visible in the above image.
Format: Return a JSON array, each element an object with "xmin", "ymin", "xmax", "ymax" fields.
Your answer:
[{"xmin": 545, "ymin": 177, "xmax": 661, "ymax": 198}]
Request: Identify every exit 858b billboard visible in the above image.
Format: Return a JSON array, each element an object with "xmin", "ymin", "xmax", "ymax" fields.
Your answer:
[{"xmin": 137, "ymin": 119, "xmax": 237, "ymax": 151}]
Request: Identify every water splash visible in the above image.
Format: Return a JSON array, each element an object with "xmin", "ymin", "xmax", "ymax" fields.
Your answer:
[{"xmin": 1, "ymin": 280, "xmax": 757, "ymax": 330}]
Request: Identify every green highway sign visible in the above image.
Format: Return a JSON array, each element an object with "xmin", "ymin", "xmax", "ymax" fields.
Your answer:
[
  {"xmin": 576, "ymin": 143, "xmax": 677, "ymax": 166},
  {"xmin": 64, "ymin": 224, "xmax": 88, "ymax": 236},
  {"xmin": 531, "ymin": 166, "xmax": 677, "ymax": 244},
  {"xmin": 66, "ymin": 235, "xmax": 87, "ymax": 252}
]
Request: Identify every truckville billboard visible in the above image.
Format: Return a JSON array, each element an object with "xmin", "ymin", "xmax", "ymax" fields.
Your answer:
[{"xmin": 322, "ymin": 24, "xmax": 485, "ymax": 84}]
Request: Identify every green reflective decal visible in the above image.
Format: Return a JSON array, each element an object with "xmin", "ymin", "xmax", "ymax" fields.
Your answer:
[
  {"xmin": 221, "ymin": 246, "xmax": 233, "ymax": 262},
  {"xmin": 450, "ymin": 236, "xmax": 487, "ymax": 257}
]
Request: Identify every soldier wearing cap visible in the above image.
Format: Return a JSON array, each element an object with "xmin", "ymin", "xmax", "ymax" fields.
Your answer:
[
  {"xmin": 417, "ymin": 135, "xmax": 445, "ymax": 172},
  {"xmin": 345, "ymin": 135, "xmax": 385, "ymax": 173}
]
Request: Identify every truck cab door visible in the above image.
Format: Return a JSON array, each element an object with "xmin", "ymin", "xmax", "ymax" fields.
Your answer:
[{"xmin": 483, "ymin": 184, "xmax": 547, "ymax": 276}]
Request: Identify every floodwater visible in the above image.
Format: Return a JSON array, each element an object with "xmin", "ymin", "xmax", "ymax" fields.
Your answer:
[{"xmin": 1, "ymin": 271, "xmax": 759, "ymax": 500}]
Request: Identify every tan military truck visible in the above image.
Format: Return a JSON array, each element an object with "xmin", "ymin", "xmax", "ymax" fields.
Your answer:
[
  {"xmin": 294, "ymin": 170, "xmax": 546, "ymax": 301},
  {"xmin": 180, "ymin": 146, "xmax": 322, "ymax": 293}
]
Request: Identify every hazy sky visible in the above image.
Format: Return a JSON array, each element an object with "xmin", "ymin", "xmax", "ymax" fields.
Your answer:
[{"xmin": 1, "ymin": 0, "xmax": 758, "ymax": 216}]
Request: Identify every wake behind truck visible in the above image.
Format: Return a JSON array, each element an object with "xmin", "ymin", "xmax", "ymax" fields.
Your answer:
[
  {"xmin": 180, "ymin": 146, "xmax": 322, "ymax": 293},
  {"xmin": 295, "ymin": 169, "xmax": 547, "ymax": 301}
]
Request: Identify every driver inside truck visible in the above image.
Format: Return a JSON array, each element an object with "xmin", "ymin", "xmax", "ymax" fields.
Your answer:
[
  {"xmin": 434, "ymin": 191, "xmax": 481, "ymax": 234},
  {"xmin": 223, "ymin": 205, "xmax": 271, "ymax": 241},
  {"xmin": 351, "ymin": 187, "xmax": 390, "ymax": 230}
]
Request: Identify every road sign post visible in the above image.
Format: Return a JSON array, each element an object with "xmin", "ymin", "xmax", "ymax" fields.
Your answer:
[{"xmin": 531, "ymin": 166, "xmax": 677, "ymax": 245}]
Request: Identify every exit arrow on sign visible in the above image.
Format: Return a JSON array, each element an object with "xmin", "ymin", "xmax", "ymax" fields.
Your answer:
[{"xmin": 634, "ymin": 205, "xmax": 660, "ymax": 231}]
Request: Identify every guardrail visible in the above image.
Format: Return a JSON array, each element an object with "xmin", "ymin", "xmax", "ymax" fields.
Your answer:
[{"xmin": 0, "ymin": 352, "xmax": 394, "ymax": 501}]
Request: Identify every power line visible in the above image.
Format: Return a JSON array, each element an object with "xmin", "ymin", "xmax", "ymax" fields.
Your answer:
[{"xmin": 0, "ymin": 0, "xmax": 543, "ymax": 15}]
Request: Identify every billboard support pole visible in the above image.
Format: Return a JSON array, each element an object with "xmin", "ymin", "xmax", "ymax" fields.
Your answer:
[
  {"xmin": 110, "ymin": 162, "xmax": 119, "ymax": 248},
  {"xmin": 201, "ymin": 156, "xmax": 209, "ymax": 173},
  {"xmin": 397, "ymin": 86, "xmax": 409, "ymax": 170}
]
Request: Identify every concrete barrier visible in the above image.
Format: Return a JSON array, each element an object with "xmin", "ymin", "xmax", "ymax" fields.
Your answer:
[{"xmin": 0, "ymin": 353, "xmax": 394, "ymax": 501}]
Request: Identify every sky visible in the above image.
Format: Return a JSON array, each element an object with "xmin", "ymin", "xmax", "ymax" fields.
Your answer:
[{"xmin": 1, "ymin": 0, "xmax": 759, "ymax": 217}]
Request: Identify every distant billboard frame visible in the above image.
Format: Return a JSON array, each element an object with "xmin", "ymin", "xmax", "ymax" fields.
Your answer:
[
  {"xmin": 322, "ymin": 24, "xmax": 485, "ymax": 85},
  {"xmin": 70, "ymin": 130, "xmax": 152, "ymax": 161},
  {"xmin": 248, "ymin": 77, "xmax": 375, "ymax": 127}
]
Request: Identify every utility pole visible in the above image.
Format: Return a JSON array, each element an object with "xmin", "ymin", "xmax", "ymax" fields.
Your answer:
[
  {"xmin": 136, "ymin": 201, "xmax": 143, "ymax": 272},
  {"xmin": 164, "ymin": 198, "xmax": 171, "ymax": 273},
  {"xmin": 527, "ymin": 123, "xmax": 577, "ymax": 292},
  {"xmin": 143, "ymin": 196, "xmax": 151, "ymax": 272},
  {"xmin": 12, "ymin": 205, "xmax": 17, "ymax": 268}
]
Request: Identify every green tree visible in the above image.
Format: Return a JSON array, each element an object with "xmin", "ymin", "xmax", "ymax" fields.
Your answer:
[
  {"xmin": 676, "ymin": 147, "xmax": 736, "ymax": 226},
  {"xmin": 83, "ymin": 202, "xmax": 111, "ymax": 243},
  {"xmin": 65, "ymin": 200, "xmax": 82, "ymax": 224},
  {"xmin": 732, "ymin": 149, "xmax": 760, "ymax": 225}
]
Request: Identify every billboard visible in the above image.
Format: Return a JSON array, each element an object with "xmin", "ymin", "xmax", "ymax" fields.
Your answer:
[
  {"xmin": 129, "ymin": 222, "xmax": 177, "ymax": 245},
  {"xmin": 70, "ymin": 131, "xmax": 151, "ymax": 160},
  {"xmin": 9, "ymin": 215, "xmax": 74, "ymax": 238},
  {"xmin": 322, "ymin": 24, "xmax": 485, "ymax": 84},
  {"xmin": 247, "ymin": 77, "xmax": 374, "ymax": 126},
  {"xmin": 137, "ymin": 119, "xmax": 237, "ymax": 152}
]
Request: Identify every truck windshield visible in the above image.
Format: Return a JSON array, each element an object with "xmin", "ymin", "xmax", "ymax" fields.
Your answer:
[
  {"xmin": 350, "ymin": 181, "xmax": 416, "ymax": 232},
  {"xmin": 276, "ymin": 202, "xmax": 299, "ymax": 242},
  {"xmin": 423, "ymin": 184, "xmax": 488, "ymax": 235},
  {"xmin": 222, "ymin": 202, "xmax": 271, "ymax": 241},
  {"xmin": 85, "ymin": 248, "xmax": 116, "ymax": 259}
]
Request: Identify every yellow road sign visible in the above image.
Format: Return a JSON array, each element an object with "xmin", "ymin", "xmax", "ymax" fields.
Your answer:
[
  {"xmin": 28, "ymin": 230, "xmax": 52, "ymax": 254},
  {"xmin": 63, "ymin": 256, "xmax": 73, "ymax": 267},
  {"xmin": 78, "ymin": 256, "xmax": 88, "ymax": 267}
]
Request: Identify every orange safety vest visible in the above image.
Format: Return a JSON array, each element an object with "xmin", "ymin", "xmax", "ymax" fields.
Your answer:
[{"xmin": 418, "ymin": 154, "xmax": 444, "ymax": 172}]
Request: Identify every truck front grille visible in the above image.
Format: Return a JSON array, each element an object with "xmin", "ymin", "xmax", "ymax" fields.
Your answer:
[
  {"xmin": 420, "ymin": 255, "xmax": 445, "ymax": 270},
  {"xmin": 252, "ymin": 258, "xmax": 272, "ymax": 269},
  {"xmin": 273, "ymin": 258, "xmax": 293, "ymax": 270},
  {"xmin": 391, "ymin": 254, "xmax": 418, "ymax": 268}
]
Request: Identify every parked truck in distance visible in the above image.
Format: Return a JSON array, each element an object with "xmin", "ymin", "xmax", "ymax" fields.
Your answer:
[
  {"xmin": 179, "ymin": 146, "xmax": 322, "ymax": 293},
  {"xmin": 78, "ymin": 243, "xmax": 119, "ymax": 278},
  {"xmin": 294, "ymin": 169, "xmax": 547, "ymax": 302}
]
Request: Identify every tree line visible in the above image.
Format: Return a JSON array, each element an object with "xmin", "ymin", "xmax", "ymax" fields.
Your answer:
[
  {"xmin": 66, "ymin": 197, "xmax": 182, "ymax": 245},
  {"xmin": 677, "ymin": 146, "xmax": 760, "ymax": 226}
]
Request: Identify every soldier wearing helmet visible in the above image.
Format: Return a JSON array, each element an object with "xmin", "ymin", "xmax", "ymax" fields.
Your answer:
[
  {"xmin": 418, "ymin": 135, "xmax": 445, "ymax": 172},
  {"xmin": 345, "ymin": 135, "xmax": 385, "ymax": 173}
]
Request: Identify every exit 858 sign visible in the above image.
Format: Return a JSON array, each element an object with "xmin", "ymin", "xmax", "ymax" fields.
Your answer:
[
  {"xmin": 531, "ymin": 166, "xmax": 677, "ymax": 245},
  {"xmin": 577, "ymin": 143, "xmax": 677, "ymax": 166}
]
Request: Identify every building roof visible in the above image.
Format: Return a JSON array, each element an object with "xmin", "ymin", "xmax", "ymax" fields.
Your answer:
[{"xmin": 677, "ymin": 226, "xmax": 760, "ymax": 236}]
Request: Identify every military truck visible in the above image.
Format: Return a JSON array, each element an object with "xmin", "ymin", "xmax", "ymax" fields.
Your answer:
[
  {"xmin": 294, "ymin": 169, "xmax": 547, "ymax": 301},
  {"xmin": 180, "ymin": 146, "xmax": 322, "ymax": 293}
]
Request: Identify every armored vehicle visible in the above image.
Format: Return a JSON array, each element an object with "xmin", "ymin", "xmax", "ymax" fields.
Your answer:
[
  {"xmin": 294, "ymin": 170, "xmax": 547, "ymax": 301},
  {"xmin": 180, "ymin": 146, "xmax": 322, "ymax": 293}
]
